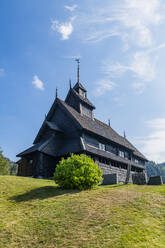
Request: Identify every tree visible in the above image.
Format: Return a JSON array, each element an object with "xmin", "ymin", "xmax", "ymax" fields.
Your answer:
[
  {"xmin": 0, "ymin": 150, "xmax": 10, "ymax": 175},
  {"xmin": 54, "ymin": 154, "xmax": 103, "ymax": 190}
]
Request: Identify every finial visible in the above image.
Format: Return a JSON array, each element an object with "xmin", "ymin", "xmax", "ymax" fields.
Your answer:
[
  {"xmin": 75, "ymin": 58, "xmax": 80, "ymax": 83},
  {"xmin": 108, "ymin": 119, "xmax": 111, "ymax": 127},
  {"xmin": 124, "ymin": 130, "xmax": 126, "ymax": 138},
  {"xmin": 69, "ymin": 79, "xmax": 72, "ymax": 89},
  {"xmin": 56, "ymin": 87, "xmax": 58, "ymax": 98}
]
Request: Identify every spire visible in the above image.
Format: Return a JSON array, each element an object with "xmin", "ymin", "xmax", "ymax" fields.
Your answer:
[
  {"xmin": 75, "ymin": 58, "xmax": 80, "ymax": 83},
  {"xmin": 124, "ymin": 130, "xmax": 126, "ymax": 139},
  {"xmin": 56, "ymin": 87, "xmax": 58, "ymax": 98},
  {"xmin": 69, "ymin": 79, "xmax": 72, "ymax": 89},
  {"xmin": 108, "ymin": 119, "xmax": 111, "ymax": 127}
]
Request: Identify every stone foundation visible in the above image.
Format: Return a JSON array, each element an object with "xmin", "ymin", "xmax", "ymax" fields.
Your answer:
[
  {"xmin": 98, "ymin": 162, "xmax": 146, "ymax": 185},
  {"xmin": 102, "ymin": 173, "xmax": 118, "ymax": 185},
  {"xmin": 148, "ymin": 176, "xmax": 163, "ymax": 185},
  {"xmin": 132, "ymin": 172, "xmax": 147, "ymax": 185}
]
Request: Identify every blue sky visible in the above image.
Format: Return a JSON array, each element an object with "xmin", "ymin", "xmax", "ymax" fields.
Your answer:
[{"xmin": 1, "ymin": 0, "xmax": 165, "ymax": 162}]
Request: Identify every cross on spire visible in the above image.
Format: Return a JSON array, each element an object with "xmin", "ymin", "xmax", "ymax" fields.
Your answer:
[{"xmin": 75, "ymin": 58, "xmax": 80, "ymax": 83}]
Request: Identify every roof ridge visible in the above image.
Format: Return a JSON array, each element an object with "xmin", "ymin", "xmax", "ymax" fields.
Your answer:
[
  {"xmin": 49, "ymin": 99, "xmax": 147, "ymax": 161},
  {"xmin": 73, "ymin": 82, "xmax": 87, "ymax": 92},
  {"xmin": 72, "ymin": 89, "xmax": 95, "ymax": 109}
]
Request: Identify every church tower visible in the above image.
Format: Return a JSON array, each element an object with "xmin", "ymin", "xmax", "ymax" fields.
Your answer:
[{"xmin": 65, "ymin": 59, "xmax": 95, "ymax": 118}]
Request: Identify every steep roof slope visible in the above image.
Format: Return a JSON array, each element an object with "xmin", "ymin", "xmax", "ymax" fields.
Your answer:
[{"xmin": 57, "ymin": 98, "xmax": 147, "ymax": 161}]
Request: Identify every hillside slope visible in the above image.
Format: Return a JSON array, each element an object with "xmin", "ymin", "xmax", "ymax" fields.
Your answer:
[{"xmin": 0, "ymin": 176, "xmax": 165, "ymax": 248}]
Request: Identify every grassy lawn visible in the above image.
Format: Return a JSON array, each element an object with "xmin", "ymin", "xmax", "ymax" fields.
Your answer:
[{"xmin": 0, "ymin": 176, "xmax": 165, "ymax": 248}]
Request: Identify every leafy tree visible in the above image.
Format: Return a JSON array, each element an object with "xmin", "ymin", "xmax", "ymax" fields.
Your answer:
[
  {"xmin": 146, "ymin": 161, "xmax": 161, "ymax": 178},
  {"xmin": 8, "ymin": 160, "xmax": 18, "ymax": 175},
  {"xmin": 54, "ymin": 154, "xmax": 103, "ymax": 190},
  {"xmin": 0, "ymin": 150, "xmax": 10, "ymax": 175},
  {"xmin": 146, "ymin": 161, "xmax": 165, "ymax": 183}
]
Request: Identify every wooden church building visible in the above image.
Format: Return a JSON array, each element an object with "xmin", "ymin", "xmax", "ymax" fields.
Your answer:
[{"xmin": 17, "ymin": 61, "xmax": 147, "ymax": 184}]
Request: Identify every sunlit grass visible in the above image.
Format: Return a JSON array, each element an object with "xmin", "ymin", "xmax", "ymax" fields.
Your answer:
[{"xmin": 0, "ymin": 176, "xmax": 165, "ymax": 248}]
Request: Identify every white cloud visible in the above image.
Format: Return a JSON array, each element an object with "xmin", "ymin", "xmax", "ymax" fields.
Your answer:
[
  {"xmin": 101, "ymin": 45, "xmax": 162, "ymax": 94},
  {"xmin": 84, "ymin": 30, "xmax": 120, "ymax": 43},
  {"xmin": 131, "ymin": 52, "xmax": 156, "ymax": 82},
  {"xmin": 32, "ymin": 75, "xmax": 44, "ymax": 91},
  {"xmin": 64, "ymin": 5, "xmax": 77, "ymax": 12},
  {"xmin": 117, "ymin": 0, "xmax": 163, "ymax": 47},
  {"xmin": 52, "ymin": 0, "xmax": 164, "ymax": 46},
  {"xmin": 95, "ymin": 79, "xmax": 116, "ymax": 96},
  {"xmin": 51, "ymin": 17, "xmax": 75, "ymax": 40},
  {"xmin": 77, "ymin": 0, "xmax": 164, "ymax": 46},
  {"xmin": 51, "ymin": 0, "xmax": 165, "ymax": 95},
  {"xmin": 135, "ymin": 118, "xmax": 165, "ymax": 162}
]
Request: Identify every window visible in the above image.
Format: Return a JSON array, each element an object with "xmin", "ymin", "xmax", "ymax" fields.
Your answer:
[
  {"xmin": 132, "ymin": 156, "xmax": 139, "ymax": 164},
  {"xmin": 99, "ymin": 143, "xmax": 105, "ymax": 151},
  {"xmin": 125, "ymin": 151, "xmax": 129, "ymax": 159},
  {"xmin": 106, "ymin": 144, "xmax": 117, "ymax": 154},
  {"xmin": 79, "ymin": 89, "xmax": 85, "ymax": 98},
  {"xmin": 84, "ymin": 135, "xmax": 99, "ymax": 148},
  {"xmin": 119, "ymin": 150, "xmax": 125, "ymax": 158}
]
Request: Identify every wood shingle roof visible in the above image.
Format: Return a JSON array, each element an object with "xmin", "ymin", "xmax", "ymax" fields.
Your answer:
[{"xmin": 57, "ymin": 98, "xmax": 147, "ymax": 161}]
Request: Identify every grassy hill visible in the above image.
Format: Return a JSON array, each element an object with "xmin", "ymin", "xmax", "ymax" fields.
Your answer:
[{"xmin": 0, "ymin": 176, "xmax": 165, "ymax": 248}]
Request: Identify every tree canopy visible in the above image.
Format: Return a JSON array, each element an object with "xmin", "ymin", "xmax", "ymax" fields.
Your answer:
[{"xmin": 0, "ymin": 150, "xmax": 10, "ymax": 175}]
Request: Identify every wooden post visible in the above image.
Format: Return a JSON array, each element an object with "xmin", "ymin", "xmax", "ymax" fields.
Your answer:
[{"xmin": 125, "ymin": 163, "xmax": 132, "ymax": 184}]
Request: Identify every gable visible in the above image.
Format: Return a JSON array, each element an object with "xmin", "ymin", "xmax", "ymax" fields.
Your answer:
[
  {"xmin": 33, "ymin": 99, "xmax": 81, "ymax": 144},
  {"xmin": 50, "ymin": 104, "xmax": 80, "ymax": 137}
]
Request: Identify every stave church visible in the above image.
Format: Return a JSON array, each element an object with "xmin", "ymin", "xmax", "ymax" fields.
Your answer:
[{"xmin": 17, "ymin": 61, "xmax": 147, "ymax": 184}]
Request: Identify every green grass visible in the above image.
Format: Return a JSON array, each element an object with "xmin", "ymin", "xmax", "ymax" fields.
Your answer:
[{"xmin": 0, "ymin": 176, "xmax": 165, "ymax": 248}]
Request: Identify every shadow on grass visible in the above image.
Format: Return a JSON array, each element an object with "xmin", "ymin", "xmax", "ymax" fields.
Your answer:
[
  {"xmin": 9, "ymin": 186, "xmax": 80, "ymax": 202},
  {"xmin": 100, "ymin": 184, "xmax": 126, "ymax": 188}
]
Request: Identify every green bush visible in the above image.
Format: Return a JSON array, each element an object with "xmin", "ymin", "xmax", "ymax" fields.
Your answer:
[
  {"xmin": 0, "ymin": 150, "xmax": 10, "ymax": 175},
  {"xmin": 54, "ymin": 154, "xmax": 103, "ymax": 190}
]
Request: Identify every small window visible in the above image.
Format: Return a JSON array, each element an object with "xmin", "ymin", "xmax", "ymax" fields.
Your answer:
[
  {"xmin": 84, "ymin": 135, "xmax": 99, "ymax": 148},
  {"xmin": 79, "ymin": 89, "xmax": 85, "ymax": 98},
  {"xmin": 106, "ymin": 144, "xmax": 117, "ymax": 154},
  {"xmin": 125, "ymin": 151, "xmax": 129, "ymax": 159},
  {"xmin": 119, "ymin": 150, "xmax": 125, "ymax": 158},
  {"xmin": 99, "ymin": 143, "xmax": 105, "ymax": 151}
]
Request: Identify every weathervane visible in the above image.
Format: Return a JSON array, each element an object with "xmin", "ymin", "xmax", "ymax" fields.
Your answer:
[{"xmin": 75, "ymin": 58, "xmax": 80, "ymax": 83}]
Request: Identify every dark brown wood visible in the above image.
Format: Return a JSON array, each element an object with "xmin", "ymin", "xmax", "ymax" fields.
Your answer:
[{"xmin": 17, "ymin": 81, "xmax": 147, "ymax": 181}]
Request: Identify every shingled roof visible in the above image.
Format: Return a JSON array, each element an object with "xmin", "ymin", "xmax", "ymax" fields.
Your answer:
[
  {"xmin": 73, "ymin": 82, "xmax": 87, "ymax": 92},
  {"xmin": 17, "ymin": 135, "xmax": 82, "ymax": 158},
  {"xmin": 84, "ymin": 144, "xmax": 145, "ymax": 169},
  {"xmin": 17, "ymin": 136, "xmax": 54, "ymax": 157},
  {"xmin": 57, "ymin": 98, "xmax": 147, "ymax": 161},
  {"xmin": 66, "ymin": 88, "xmax": 95, "ymax": 109}
]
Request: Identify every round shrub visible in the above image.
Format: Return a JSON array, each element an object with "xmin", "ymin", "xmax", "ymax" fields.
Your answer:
[{"xmin": 54, "ymin": 154, "xmax": 103, "ymax": 190}]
